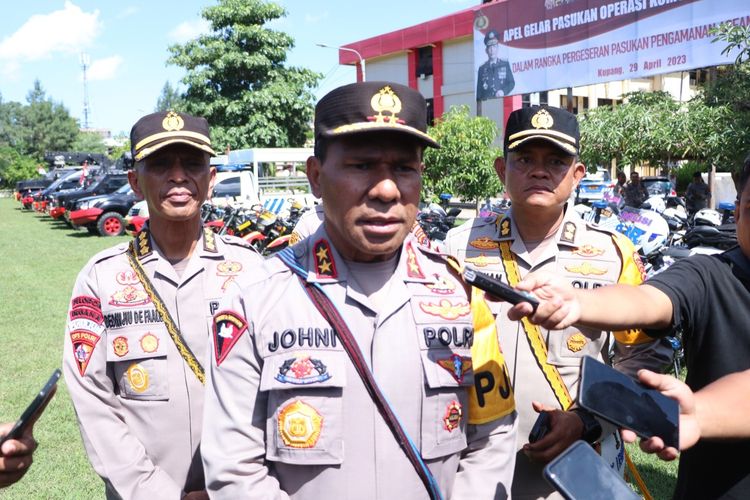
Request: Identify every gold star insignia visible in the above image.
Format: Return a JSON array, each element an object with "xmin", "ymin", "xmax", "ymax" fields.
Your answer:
[
  {"xmin": 315, "ymin": 247, "xmax": 329, "ymax": 261},
  {"xmin": 319, "ymin": 260, "xmax": 332, "ymax": 274}
]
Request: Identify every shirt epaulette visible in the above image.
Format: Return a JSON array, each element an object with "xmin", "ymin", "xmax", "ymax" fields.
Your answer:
[
  {"xmin": 89, "ymin": 241, "xmax": 130, "ymax": 265},
  {"xmin": 449, "ymin": 213, "xmax": 501, "ymax": 238},
  {"xmin": 219, "ymin": 233, "xmax": 259, "ymax": 252}
]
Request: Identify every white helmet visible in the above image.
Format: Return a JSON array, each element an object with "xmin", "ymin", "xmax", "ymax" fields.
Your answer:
[{"xmin": 693, "ymin": 208, "xmax": 722, "ymax": 227}]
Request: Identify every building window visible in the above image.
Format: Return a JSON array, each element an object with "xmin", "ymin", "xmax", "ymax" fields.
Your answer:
[
  {"xmin": 560, "ymin": 95, "xmax": 589, "ymax": 114},
  {"xmin": 597, "ymin": 98, "xmax": 621, "ymax": 108},
  {"xmin": 416, "ymin": 46, "xmax": 433, "ymax": 78},
  {"xmin": 521, "ymin": 91, "xmax": 549, "ymax": 107},
  {"xmin": 425, "ymin": 98, "xmax": 434, "ymax": 126},
  {"xmin": 689, "ymin": 69, "xmax": 709, "ymax": 87}
]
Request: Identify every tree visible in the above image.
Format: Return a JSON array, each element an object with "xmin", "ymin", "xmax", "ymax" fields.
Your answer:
[
  {"xmin": 423, "ymin": 105, "xmax": 503, "ymax": 206},
  {"xmin": 167, "ymin": 0, "xmax": 320, "ymax": 151},
  {"xmin": 0, "ymin": 146, "xmax": 40, "ymax": 188},
  {"xmin": 72, "ymin": 131, "xmax": 107, "ymax": 154},
  {"xmin": 17, "ymin": 80, "xmax": 79, "ymax": 159},
  {"xmin": 155, "ymin": 81, "xmax": 185, "ymax": 112}
]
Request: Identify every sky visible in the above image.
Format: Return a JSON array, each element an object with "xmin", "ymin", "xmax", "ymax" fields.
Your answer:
[{"xmin": 0, "ymin": 0, "xmax": 477, "ymax": 137}]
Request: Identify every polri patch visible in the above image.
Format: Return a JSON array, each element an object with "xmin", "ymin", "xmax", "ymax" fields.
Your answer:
[
  {"xmin": 443, "ymin": 401, "xmax": 463, "ymax": 432},
  {"xmin": 276, "ymin": 355, "xmax": 331, "ymax": 385},
  {"xmin": 213, "ymin": 310, "xmax": 248, "ymax": 365},
  {"xmin": 70, "ymin": 329, "xmax": 101, "ymax": 376},
  {"xmin": 278, "ymin": 400, "xmax": 323, "ymax": 449}
]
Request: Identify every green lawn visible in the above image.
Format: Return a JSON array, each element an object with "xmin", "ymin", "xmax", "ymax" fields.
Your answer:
[
  {"xmin": 0, "ymin": 197, "xmax": 678, "ymax": 498},
  {"xmin": 0, "ymin": 198, "xmax": 128, "ymax": 498}
]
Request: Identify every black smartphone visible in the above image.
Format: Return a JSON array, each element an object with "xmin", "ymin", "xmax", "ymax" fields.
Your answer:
[
  {"xmin": 463, "ymin": 267, "xmax": 539, "ymax": 310},
  {"xmin": 528, "ymin": 411, "xmax": 551, "ymax": 443},
  {"xmin": 544, "ymin": 440, "xmax": 639, "ymax": 500},
  {"xmin": 578, "ymin": 356, "xmax": 679, "ymax": 448},
  {"xmin": 0, "ymin": 369, "xmax": 61, "ymax": 447}
]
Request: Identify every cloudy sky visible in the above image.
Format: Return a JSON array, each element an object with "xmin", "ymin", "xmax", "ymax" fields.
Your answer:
[{"xmin": 0, "ymin": 0, "xmax": 475, "ymax": 135}]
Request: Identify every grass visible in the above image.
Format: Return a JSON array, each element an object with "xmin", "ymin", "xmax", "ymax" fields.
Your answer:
[
  {"xmin": 0, "ymin": 197, "xmax": 679, "ymax": 498},
  {"xmin": 0, "ymin": 198, "xmax": 128, "ymax": 498}
]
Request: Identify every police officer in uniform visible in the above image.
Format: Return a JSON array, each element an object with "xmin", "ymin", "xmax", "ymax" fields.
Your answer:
[
  {"xmin": 477, "ymin": 30, "xmax": 515, "ymax": 101},
  {"xmin": 63, "ymin": 111, "xmax": 263, "ymax": 499},
  {"xmin": 444, "ymin": 106, "xmax": 671, "ymax": 499},
  {"xmin": 202, "ymin": 81, "xmax": 517, "ymax": 499}
]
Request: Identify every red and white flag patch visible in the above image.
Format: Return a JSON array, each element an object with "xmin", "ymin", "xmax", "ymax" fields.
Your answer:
[{"xmin": 213, "ymin": 310, "xmax": 248, "ymax": 366}]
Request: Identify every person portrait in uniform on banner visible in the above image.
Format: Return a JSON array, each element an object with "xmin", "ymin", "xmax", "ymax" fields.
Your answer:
[
  {"xmin": 476, "ymin": 29, "xmax": 515, "ymax": 101},
  {"xmin": 62, "ymin": 111, "xmax": 262, "ymax": 499},
  {"xmin": 443, "ymin": 105, "xmax": 672, "ymax": 499},
  {"xmin": 201, "ymin": 81, "xmax": 518, "ymax": 499}
]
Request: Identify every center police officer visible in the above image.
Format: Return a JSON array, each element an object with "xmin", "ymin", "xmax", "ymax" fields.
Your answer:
[
  {"xmin": 444, "ymin": 106, "xmax": 672, "ymax": 498},
  {"xmin": 201, "ymin": 81, "xmax": 517, "ymax": 499},
  {"xmin": 63, "ymin": 111, "xmax": 262, "ymax": 499}
]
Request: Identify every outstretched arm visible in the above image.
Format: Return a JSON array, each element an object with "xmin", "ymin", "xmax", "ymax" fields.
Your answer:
[{"xmin": 507, "ymin": 271, "xmax": 673, "ymax": 331}]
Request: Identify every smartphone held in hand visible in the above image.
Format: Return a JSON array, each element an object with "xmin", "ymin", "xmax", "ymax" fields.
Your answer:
[{"xmin": 0, "ymin": 369, "xmax": 61, "ymax": 447}]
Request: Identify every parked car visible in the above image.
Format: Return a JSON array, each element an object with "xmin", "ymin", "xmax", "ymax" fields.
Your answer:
[
  {"xmin": 641, "ymin": 176, "xmax": 676, "ymax": 198},
  {"xmin": 68, "ymin": 183, "xmax": 139, "ymax": 236},
  {"xmin": 54, "ymin": 172, "xmax": 129, "ymax": 225},
  {"xmin": 575, "ymin": 167, "xmax": 612, "ymax": 204}
]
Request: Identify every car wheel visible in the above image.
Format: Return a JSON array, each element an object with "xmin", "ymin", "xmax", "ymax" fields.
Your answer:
[{"xmin": 98, "ymin": 212, "xmax": 125, "ymax": 237}]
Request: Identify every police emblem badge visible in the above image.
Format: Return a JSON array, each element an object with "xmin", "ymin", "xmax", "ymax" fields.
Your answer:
[
  {"xmin": 437, "ymin": 354, "xmax": 473, "ymax": 383},
  {"xmin": 112, "ymin": 336, "xmax": 129, "ymax": 357},
  {"xmin": 278, "ymin": 400, "xmax": 323, "ymax": 449},
  {"xmin": 276, "ymin": 355, "xmax": 332, "ymax": 385},
  {"xmin": 126, "ymin": 362, "xmax": 149, "ymax": 393},
  {"xmin": 70, "ymin": 329, "xmax": 100, "ymax": 376},
  {"xmin": 566, "ymin": 332, "xmax": 588, "ymax": 352},
  {"xmin": 140, "ymin": 332, "xmax": 159, "ymax": 353},
  {"xmin": 443, "ymin": 401, "xmax": 463, "ymax": 432},
  {"xmin": 213, "ymin": 310, "xmax": 248, "ymax": 366},
  {"xmin": 420, "ymin": 299, "xmax": 471, "ymax": 320}
]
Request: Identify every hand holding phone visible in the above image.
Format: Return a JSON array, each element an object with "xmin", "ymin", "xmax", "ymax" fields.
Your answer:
[
  {"xmin": 463, "ymin": 268, "xmax": 539, "ymax": 310},
  {"xmin": 0, "ymin": 369, "xmax": 61, "ymax": 449},
  {"xmin": 578, "ymin": 356, "xmax": 679, "ymax": 448},
  {"xmin": 529, "ymin": 411, "xmax": 551, "ymax": 443},
  {"xmin": 544, "ymin": 440, "xmax": 639, "ymax": 500}
]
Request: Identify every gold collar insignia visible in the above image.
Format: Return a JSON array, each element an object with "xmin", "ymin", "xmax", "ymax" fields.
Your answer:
[{"xmin": 313, "ymin": 239, "xmax": 337, "ymax": 279}]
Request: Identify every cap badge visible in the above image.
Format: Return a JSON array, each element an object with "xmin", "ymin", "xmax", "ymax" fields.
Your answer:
[
  {"xmin": 162, "ymin": 111, "xmax": 185, "ymax": 132},
  {"xmin": 370, "ymin": 86, "xmax": 403, "ymax": 125},
  {"xmin": 531, "ymin": 109, "xmax": 554, "ymax": 130}
]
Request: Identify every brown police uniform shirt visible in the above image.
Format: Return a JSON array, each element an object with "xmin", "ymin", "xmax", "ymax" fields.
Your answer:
[
  {"xmin": 62, "ymin": 228, "xmax": 263, "ymax": 499},
  {"xmin": 444, "ymin": 206, "xmax": 672, "ymax": 500},
  {"xmin": 202, "ymin": 226, "xmax": 517, "ymax": 499}
]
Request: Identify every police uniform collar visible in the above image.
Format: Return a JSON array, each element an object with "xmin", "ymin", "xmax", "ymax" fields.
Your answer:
[{"xmin": 304, "ymin": 226, "xmax": 344, "ymax": 284}]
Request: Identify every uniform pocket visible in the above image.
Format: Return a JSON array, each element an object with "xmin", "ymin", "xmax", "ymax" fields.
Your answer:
[
  {"xmin": 107, "ymin": 329, "xmax": 169, "ymax": 401},
  {"xmin": 419, "ymin": 347, "xmax": 471, "ymax": 459},
  {"xmin": 546, "ymin": 326, "xmax": 606, "ymax": 368},
  {"xmin": 261, "ymin": 351, "xmax": 346, "ymax": 465}
]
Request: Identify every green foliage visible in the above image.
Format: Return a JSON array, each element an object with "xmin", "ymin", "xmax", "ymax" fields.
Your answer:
[
  {"xmin": 72, "ymin": 131, "xmax": 107, "ymax": 155},
  {"xmin": 423, "ymin": 105, "xmax": 502, "ymax": 205},
  {"xmin": 108, "ymin": 138, "xmax": 131, "ymax": 163},
  {"xmin": 16, "ymin": 80, "xmax": 80, "ymax": 159},
  {"xmin": 580, "ymin": 91, "xmax": 735, "ymax": 173},
  {"xmin": 167, "ymin": 0, "xmax": 320, "ymax": 150},
  {"xmin": 0, "ymin": 146, "xmax": 40, "ymax": 187},
  {"xmin": 155, "ymin": 81, "xmax": 185, "ymax": 112},
  {"xmin": 711, "ymin": 22, "xmax": 750, "ymax": 65}
]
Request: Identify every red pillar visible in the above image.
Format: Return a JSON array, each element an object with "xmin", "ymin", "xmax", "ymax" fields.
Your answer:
[
  {"xmin": 355, "ymin": 62, "xmax": 363, "ymax": 82},
  {"xmin": 432, "ymin": 42, "xmax": 444, "ymax": 118},
  {"xmin": 503, "ymin": 95, "xmax": 522, "ymax": 126},
  {"xmin": 407, "ymin": 50, "xmax": 418, "ymax": 89}
]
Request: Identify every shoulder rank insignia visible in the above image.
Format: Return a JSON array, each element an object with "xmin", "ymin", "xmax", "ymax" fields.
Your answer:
[
  {"xmin": 573, "ymin": 244, "xmax": 605, "ymax": 257},
  {"xmin": 565, "ymin": 262, "xmax": 607, "ymax": 276},
  {"xmin": 213, "ymin": 310, "xmax": 248, "ymax": 366},
  {"xmin": 566, "ymin": 332, "xmax": 587, "ymax": 352},
  {"xmin": 405, "ymin": 242, "xmax": 425, "ymax": 279},
  {"xmin": 276, "ymin": 355, "xmax": 331, "ymax": 385},
  {"xmin": 470, "ymin": 236, "xmax": 499, "ymax": 250},
  {"xmin": 313, "ymin": 239, "xmax": 337, "ymax": 279},
  {"xmin": 443, "ymin": 400, "xmax": 463, "ymax": 432},
  {"xmin": 560, "ymin": 221, "xmax": 577, "ymax": 244},
  {"xmin": 278, "ymin": 400, "xmax": 323, "ymax": 448},
  {"xmin": 465, "ymin": 253, "xmax": 501, "ymax": 268},
  {"xmin": 496, "ymin": 216, "xmax": 512, "ymax": 237},
  {"xmin": 135, "ymin": 229, "xmax": 152, "ymax": 258},
  {"xmin": 203, "ymin": 227, "xmax": 218, "ymax": 253},
  {"xmin": 420, "ymin": 299, "xmax": 471, "ymax": 320},
  {"xmin": 437, "ymin": 354, "xmax": 472, "ymax": 383}
]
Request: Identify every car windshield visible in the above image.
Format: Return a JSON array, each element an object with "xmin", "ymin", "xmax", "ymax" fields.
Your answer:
[{"xmin": 643, "ymin": 179, "xmax": 671, "ymax": 196}]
